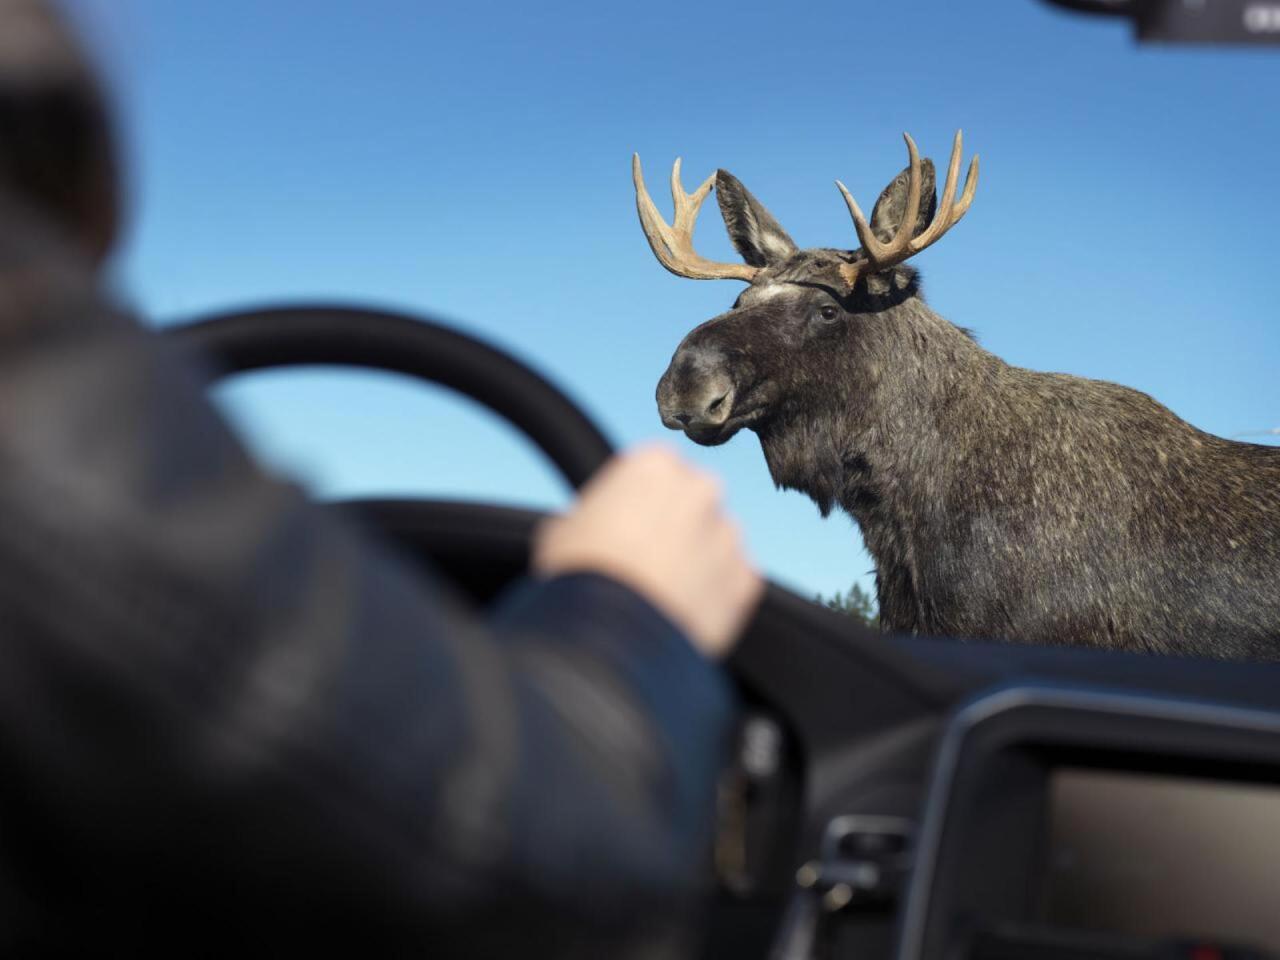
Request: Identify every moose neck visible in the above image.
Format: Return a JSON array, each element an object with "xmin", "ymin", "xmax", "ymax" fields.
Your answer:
[{"xmin": 754, "ymin": 293, "xmax": 1002, "ymax": 614}]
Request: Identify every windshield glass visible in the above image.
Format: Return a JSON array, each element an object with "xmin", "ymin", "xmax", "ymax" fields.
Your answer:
[{"xmin": 104, "ymin": 0, "xmax": 1279, "ymax": 617}]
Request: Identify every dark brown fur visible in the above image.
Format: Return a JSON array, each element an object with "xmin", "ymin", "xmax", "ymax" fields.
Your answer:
[{"xmin": 655, "ymin": 161, "xmax": 1280, "ymax": 659}]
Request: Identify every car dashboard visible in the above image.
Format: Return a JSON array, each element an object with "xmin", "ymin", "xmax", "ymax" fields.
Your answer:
[{"xmin": 343, "ymin": 496, "xmax": 1280, "ymax": 960}]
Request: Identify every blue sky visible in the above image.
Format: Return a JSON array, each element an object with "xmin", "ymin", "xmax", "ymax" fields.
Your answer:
[{"xmin": 70, "ymin": 0, "xmax": 1280, "ymax": 602}]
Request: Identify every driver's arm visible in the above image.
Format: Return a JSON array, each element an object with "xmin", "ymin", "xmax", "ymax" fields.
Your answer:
[{"xmin": 0, "ymin": 201, "xmax": 758, "ymax": 951}]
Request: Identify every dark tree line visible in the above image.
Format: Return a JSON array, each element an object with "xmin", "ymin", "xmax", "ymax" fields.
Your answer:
[{"xmin": 814, "ymin": 582, "xmax": 879, "ymax": 629}]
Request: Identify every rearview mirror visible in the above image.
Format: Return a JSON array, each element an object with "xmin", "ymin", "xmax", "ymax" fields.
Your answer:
[{"xmin": 1038, "ymin": 0, "xmax": 1280, "ymax": 44}]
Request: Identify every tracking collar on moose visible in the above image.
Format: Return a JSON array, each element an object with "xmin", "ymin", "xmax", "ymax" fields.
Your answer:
[{"xmin": 635, "ymin": 132, "xmax": 1280, "ymax": 660}]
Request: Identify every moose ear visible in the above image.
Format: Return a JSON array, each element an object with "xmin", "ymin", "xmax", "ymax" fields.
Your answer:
[
  {"xmin": 714, "ymin": 170, "xmax": 799, "ymax": 268},
  {"xmin": 869, "ymin": 158, "xmax": 938, "ymax": 244}
]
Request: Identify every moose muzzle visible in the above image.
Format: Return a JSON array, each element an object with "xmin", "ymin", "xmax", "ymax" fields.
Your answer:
[{"xmin": 656, "ymin": 344, "xmax": 735, "ymax": 442}]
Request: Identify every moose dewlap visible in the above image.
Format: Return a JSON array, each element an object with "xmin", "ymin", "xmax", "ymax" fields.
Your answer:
[{"xmin": 635, "ymin": 131, "xmax": 1280, "ymax": 660}]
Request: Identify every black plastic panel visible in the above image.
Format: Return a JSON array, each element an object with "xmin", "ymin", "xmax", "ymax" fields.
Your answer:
[{"xmin": 899, "ymin": 686, "xmax": 1280, "ymax": 960}]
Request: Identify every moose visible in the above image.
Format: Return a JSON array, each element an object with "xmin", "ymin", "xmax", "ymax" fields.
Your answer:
[{"xmin": 634, "ymin": 132, "xmax": 1280, "ymax": 659}]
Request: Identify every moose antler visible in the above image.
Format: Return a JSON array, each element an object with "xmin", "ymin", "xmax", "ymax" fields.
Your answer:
[
  {"xmin": 633, "ymin": 154, "xmax": 758, "ymax": 282},
  {"xmin": 835, "ymin": 130, "xmax": 979, "ymax": 289}
]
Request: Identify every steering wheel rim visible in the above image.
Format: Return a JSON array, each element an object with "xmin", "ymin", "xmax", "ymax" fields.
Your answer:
[{"xmin": 168, "ymin": 303, "xmax": 615, "ymax": 491}]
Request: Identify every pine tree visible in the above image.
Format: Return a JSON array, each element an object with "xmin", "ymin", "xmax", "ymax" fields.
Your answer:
[{"xmin": 814, "ymin": 582, "xmax": 879, "ymax": 629}]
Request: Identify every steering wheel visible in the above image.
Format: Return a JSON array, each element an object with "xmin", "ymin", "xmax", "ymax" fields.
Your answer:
[{"xmin": 168, "ymin": 302, "xmax": 921, "ymax": 958}]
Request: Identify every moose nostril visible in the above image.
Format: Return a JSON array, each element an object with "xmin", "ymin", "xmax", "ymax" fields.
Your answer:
[
  {"xmin": 674, "ymin": 412, "xmax": 692, "ymax": 426},
  {"xmin": 707, "ymin": 392, "xmax": 728, "ymax": 414}
]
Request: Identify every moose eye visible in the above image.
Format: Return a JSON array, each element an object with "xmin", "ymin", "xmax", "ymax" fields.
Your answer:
[{"xmin": 817, "ymin": 305, "xmax": 840, "ymax": 322}]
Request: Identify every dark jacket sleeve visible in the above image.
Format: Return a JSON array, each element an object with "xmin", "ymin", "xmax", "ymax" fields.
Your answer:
[{"xmin": 0, "ymin": 201, "xmax": 735, "ymax": 952}]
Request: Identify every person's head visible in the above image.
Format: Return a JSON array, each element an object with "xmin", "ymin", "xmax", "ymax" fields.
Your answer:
[{"xmin": 0, "ymin": 0, "xmax": 120, "ymax": 262}]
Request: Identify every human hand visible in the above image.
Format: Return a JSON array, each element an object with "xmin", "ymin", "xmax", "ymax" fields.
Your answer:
[{"xmin": 531, "ymin": 445, "xmax": 762, "ymax": 659}]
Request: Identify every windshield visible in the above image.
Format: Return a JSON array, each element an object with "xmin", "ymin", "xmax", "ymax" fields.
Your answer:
[{"xmin": 103, "ymin": 0, "xmax": 1278, "ymax": 616}]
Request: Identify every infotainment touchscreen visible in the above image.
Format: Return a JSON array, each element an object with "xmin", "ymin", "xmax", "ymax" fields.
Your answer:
[{"xmin": 1041, "ymin": 767, "xmax": 1280, "ymax": 950}]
